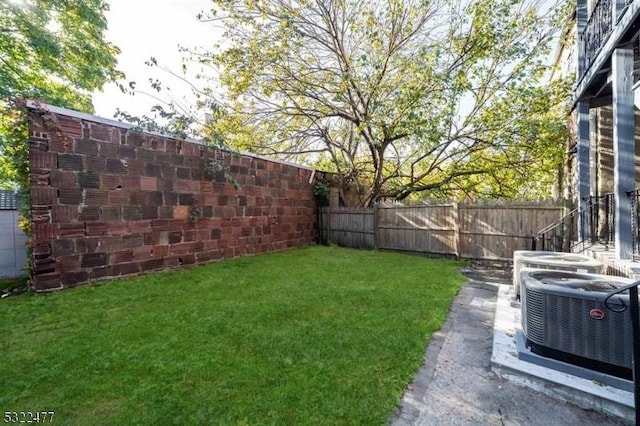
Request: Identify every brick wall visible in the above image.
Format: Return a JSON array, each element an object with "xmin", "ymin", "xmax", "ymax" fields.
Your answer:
[{"xmin": 28, "ymin": 105, "xmax": 316, "ymax": 291}]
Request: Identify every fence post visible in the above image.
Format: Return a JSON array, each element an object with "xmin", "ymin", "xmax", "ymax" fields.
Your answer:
[
  {"xmin": 454, "ymin": 201, "xmax": 461, "ymax": 260},
  {"xmin": 373, "ymin": 203, "xmax": 379, "ymax": 249},
  {"xmin": 325, "ymin": 207, "xmax": 331, "ymax": 245}
]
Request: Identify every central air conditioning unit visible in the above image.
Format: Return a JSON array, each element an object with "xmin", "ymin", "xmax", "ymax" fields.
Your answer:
[
  {"xmin": 513, "ymin": 250, "xmax": 605, "ymax": 300},
  {"xmin": 520, "ymin": 269, "xmax": 634, "ymax": 378}
]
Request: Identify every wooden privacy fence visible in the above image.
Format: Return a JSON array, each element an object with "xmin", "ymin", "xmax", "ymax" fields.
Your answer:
[
  {"xmin": 318, "ymin": 207, "xmax": 376, "ymax": 249},
  {"xmin": 319, "ymin": 201, "xmax": 566, "ymax": 261}
]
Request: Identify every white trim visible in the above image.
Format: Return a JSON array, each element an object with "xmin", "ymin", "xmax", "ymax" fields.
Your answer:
[{"xmin": 26, "ymin": 100, "xmax": 316, "ymax": 172}]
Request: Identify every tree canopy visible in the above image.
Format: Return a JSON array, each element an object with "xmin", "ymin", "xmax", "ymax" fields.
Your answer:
[
  {"xmin": 0, "ymin": 0, "xmax": 121, "ymax": 110},
  {"xmin": 0, "ymin": 0, "xmax": 122, "ymax": 189},
  {"xmin": 191, "ymin": 0, "xmax": 572, "ymax": 206}
]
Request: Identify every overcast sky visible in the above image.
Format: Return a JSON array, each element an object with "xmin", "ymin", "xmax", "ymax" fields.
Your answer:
[{"xmin": 92, "ymin": 0, "xmax": 219, "ymax": 119}]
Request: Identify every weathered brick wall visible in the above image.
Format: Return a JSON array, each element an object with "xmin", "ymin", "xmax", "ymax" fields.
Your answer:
[{"xmin": 28, "ymin": 105, "xmax": 316, "ymax": 291}]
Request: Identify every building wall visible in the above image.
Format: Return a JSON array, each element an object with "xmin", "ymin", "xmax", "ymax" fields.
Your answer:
[
  {"xmin": 0, "ymin": 191, "xmax": 28, "ymax": 278},
  {"xmin": 565, "ymin": 105, "xmax": 640, "ymax": 206},
  {"xmin": 28, "ymin": 107, "xmax": 317, "ymax": 291},
  {"xmin": 591, "ymin": 105, "xmax": 640, "ymax": 198},
  {"xmin": 550, "ymin": 11, "xmax": 577, "ymax": 201}
]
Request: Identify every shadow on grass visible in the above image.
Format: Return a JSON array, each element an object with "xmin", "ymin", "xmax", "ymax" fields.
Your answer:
[{"xmin": 0, "ymin": 276, "xmax": 28, "ymax": 292}]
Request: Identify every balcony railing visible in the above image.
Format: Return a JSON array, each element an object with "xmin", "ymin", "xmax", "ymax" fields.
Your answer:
[{"xmin": 579, "ymin": 0, "xmax": 613, "ymax": 78}]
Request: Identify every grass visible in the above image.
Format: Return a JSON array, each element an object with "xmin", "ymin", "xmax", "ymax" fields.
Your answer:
[
  {"xmin": 0, "ymin": 276, "xmax": 28, "ymax": 292},
  {"xmin": 0, "ymin": 246, "xmax": 466, "ymax": 425}
]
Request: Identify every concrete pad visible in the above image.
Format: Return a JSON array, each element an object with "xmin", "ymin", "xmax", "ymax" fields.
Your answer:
[
  {"xmin": 492, "ymin": 284, "xmax": 634, "ymax": 422},
  {"xmin": 391, "ymin": 269, "xmax": 628, "ymax": 425}
]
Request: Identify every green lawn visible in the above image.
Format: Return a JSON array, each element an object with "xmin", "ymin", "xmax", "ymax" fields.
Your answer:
[
  {"xmin": 0, "ymin": 246, "xmax": 466, "ymax": 425},
  {"xmin": 0, "ymin": 276, "xmax": 28, "ymax": 292}
]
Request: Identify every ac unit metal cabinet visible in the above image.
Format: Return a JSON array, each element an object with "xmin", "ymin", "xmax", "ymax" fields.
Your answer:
[
  {"xmin": 520, "ymin": 269, "xmax": 633, "ymax": 374},
  {"xmin": 513, "ymin": 251, "xmax": 605, "ymax": 300}
]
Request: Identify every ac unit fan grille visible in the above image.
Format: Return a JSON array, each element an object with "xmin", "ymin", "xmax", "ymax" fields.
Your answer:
[{"xmin": 522, "ymin": 279, "xmax": 633, "ymax": 369}]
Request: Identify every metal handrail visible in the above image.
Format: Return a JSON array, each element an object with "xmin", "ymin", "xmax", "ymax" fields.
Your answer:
[
  {"xmin": 535, "ymin": 194, "xmax": 615, "ymax": 253},
  {"xmin": 537, "ymin": 207, "xmax": 579, "ymax": 236},
  {"xmin": 535, "ymin": 199, "xmax": 592, "ymax": 252}
]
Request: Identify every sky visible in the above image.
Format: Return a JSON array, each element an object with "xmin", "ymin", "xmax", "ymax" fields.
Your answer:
[
  {"xmin": 91, "ymin": 0, "xmax": 626, "ymax": 120},
  {"xmin": 92, "ymin": 0, "xmax": 220, "ymax": 120}
]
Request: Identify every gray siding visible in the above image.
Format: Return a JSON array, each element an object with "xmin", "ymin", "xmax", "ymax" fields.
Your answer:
[{"xmin": 0, "ymin": 191, "xmax": 27, "ymax": 278}]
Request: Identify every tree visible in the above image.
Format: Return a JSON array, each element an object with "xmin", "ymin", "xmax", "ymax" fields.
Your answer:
[
  {"xmin": 0, "ymin": 0, "xmax": 122, "ymax": 189},
  {"xmin": 192, "ymin": 0, "xmax": 572, "ymax": 206}
]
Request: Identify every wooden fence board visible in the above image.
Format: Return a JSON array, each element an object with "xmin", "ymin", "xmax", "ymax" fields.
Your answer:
[
  {"xmin": 320, "ymin": 207, "xmax": 375, "ymax": 249},
  {"xmin": 318, "ymin": 201, "xmax": 566, "ymax": 261},
  {"xmin": 457, "ymin": 203, "xmax": 565, "ymax": 259},
  {"xmin": 376, "ymin": 203, "xmax": 458, "ymax": 254}
]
